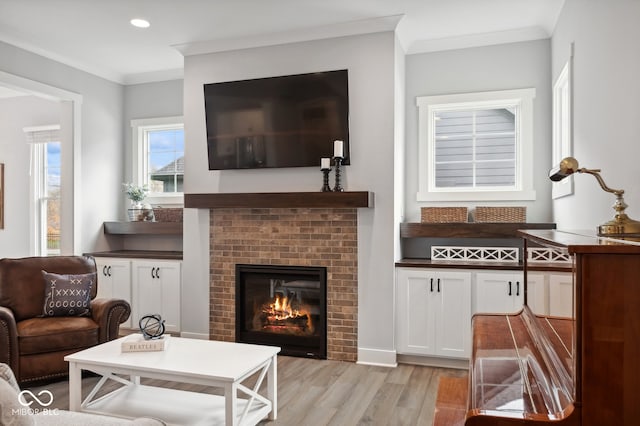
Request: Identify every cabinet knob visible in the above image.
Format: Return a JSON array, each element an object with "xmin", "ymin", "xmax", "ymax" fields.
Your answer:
[
  {"xmin": 102, "ymin": 265, "xmax": 107, "ymax": 276},
  {"xmin": 437, "ymin": 278, "xmax": 441, "ymax": 293},
  {"xmin": 156, "ymin": 267, "xmax": 160, "ymax": 279},
  {"xmin": 430, "ymin": 278, "xmax": 434, "ymax": 292},
  {"xmin": 508, "ymin": 281, "xmax": 512, "ymax": 296},
  {"xmin": 151, "ymin": 267, "xmax": 156, "ymax": 279},
  {"xmin": 107, "ymin": 266, "xmax": 112, "ymax": 277},
  {"xmin": 516, "ymin": 281, "xmax": 520, "ymax": 296}
]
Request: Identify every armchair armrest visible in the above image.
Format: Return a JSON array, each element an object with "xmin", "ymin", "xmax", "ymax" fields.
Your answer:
[
  {"xmin": 90, "ymin": 298, "xmax": 131, "ymax": 343},
  {"xmin": 0, "ymin": 306, "xmax": 19, "ymax": 376}
]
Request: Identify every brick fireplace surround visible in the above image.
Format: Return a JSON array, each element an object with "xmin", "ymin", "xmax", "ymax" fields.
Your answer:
[{"xmin": 209, "ymin": 207, "xmax": 358, "ymax": 361}]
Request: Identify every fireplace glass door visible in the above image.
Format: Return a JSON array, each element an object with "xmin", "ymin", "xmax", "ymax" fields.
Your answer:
[{"xmin": 236, "ymin": 264, "xmax": 327, "ymax": 358}]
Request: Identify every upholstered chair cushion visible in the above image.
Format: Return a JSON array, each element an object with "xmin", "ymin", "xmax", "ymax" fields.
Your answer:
[{"xmin": 17, "ymin": 317, "xmax": 99, "ymax": 355}]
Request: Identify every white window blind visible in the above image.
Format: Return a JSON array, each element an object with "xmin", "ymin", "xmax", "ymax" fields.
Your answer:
[{"xmin": 24, "ymin": 125, "xmax": 60, "ymax": 144}]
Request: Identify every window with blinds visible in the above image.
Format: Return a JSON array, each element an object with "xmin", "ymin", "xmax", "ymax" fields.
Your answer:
[
  {"xmin": 416, "ymin": 88, "xmax": 536, "ymax": 202},
  {"xmin": 434, "ymin": 108, "xmax": 516, "ymax": 189}
]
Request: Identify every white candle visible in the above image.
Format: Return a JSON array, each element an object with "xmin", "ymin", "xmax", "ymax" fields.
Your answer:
[
  {"xmin": 321, "ymin": 158, "xmax": 330, "ymax": 170},
  {"xmin": 333, "ymin": 140, "xmax": 344, "ymax": 158}
]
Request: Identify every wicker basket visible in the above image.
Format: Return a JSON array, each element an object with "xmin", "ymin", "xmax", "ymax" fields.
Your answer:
[
  {"xmin": 153, "ymin": 208, "xmax": 183, "ymax": 222},
  {"xmin": 421, "ymin": 207, "xmax": 468, "ymax": 223},
  {"xmin": 474, "ymin": 206, "xmax": 526, "ymax": 223}
]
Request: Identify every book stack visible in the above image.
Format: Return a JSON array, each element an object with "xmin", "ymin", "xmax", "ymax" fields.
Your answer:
[{"xmin": 121, "ymin": 334, "xmax": 170, "ymax": 352}]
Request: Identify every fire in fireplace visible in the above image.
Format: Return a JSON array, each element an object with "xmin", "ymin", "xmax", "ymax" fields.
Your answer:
[{"xmin": 236, "ymin": 264, "xmax": 327, "ymax": 358}]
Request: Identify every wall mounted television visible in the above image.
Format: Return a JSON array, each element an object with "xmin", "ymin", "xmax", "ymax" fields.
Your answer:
[{"xmin": 204, "ymin": 69, "xmax": 350, "ymax": 170}]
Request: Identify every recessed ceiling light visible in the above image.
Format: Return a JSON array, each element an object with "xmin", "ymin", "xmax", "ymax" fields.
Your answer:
[{"xmin": 130, "ymin": 18, "xmax": 150, "ymax": 28}]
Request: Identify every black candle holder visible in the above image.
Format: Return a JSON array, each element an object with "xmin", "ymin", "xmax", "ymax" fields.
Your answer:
[
  {"xmin": 321, "ymin": 168, "xmax": 332, "ymax": 192},
  {"xmin": 333, "ymin": 156, "xmax": 344, "ymax": 192}
]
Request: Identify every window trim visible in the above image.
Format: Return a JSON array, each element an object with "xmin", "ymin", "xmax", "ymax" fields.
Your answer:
[
  {"xmin": 131, "ymin": 116, "xmax": 184, "ymax": 206},
  {"xmin": 24, "ymin": 125, "xmax": 61, "ymax": 256},
  {"xmin": 416, "ymin": 89, "xmax": 536, "ymax": 202}
]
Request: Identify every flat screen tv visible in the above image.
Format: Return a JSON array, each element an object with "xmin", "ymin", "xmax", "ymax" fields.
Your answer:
[{"xmin": 204, "ymin": 70, "xmax": 349, "ymax": 170}]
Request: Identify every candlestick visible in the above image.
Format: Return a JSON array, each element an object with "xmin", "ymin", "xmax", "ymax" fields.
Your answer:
[
  {"xmin": 320, "ymin": 157, "xmax": 331, "ymax": 170},
  {"xmin": 321, "ymin": 168, "xmax": 332, "ymax": 192},
  {"xmin": 333, "ymin": 140, "xmax": 344, "ymax": 158},
  {"xmin": 333, "ymin": 156, "xmax": 344, "ymax": 192}
]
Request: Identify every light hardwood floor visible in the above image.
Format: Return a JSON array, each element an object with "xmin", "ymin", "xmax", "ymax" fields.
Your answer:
[{"xmin": 29, "ymin": 356, "xmax": 467, "ymax": 426}]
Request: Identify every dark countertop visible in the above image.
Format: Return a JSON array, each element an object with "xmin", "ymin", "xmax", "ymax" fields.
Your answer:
[{"xmin": 84, "ymin": 250, "xmax": 183, "ymax": 260}]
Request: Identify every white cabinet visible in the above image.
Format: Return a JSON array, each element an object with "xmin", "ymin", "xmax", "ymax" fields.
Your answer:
[
  {"xmin": 94, "ymin": 258, "xmax": 132, "ymax": 327},
  {"xmin": 548, "ymin": 272, "xmax": 573, "ymax": 317},
  {"xmin": 523, "ymin": 272, "xmax": 573, "ymax": 317},
  {"xmin": 474, "ymin": 271, "xmax": 524, "ymax": 314},
  {"xmin": 131, "ymin": 260, "xmax": 182, "ymax": 333},
  {"xmin": 526, "ymin": 272, "xmax": 548, "ymax": 316},
  {"xmin": 396, "ymin": 268, "xmax": 471, "ymax": 359}
]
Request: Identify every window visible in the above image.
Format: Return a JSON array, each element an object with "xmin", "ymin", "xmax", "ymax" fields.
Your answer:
[
  {"xmin": 417, "ymin": 89, "xmax": 536, "ymax": 202},
  {"xmin": 552, "ymin": 58, "xmax": 573, "ymax": 199},
  {"xmin": 131, "ymin": 117, "xmax": 184, "ymax": 205},
  {"xmin": 25, "ymin": 126, "xmax": 61, "ymax": 256}
]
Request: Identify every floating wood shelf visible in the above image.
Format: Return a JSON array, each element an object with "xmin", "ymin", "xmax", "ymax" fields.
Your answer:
[
  {"xmin": 184, "ymin": 191, "xmax": 373, "ymax": 209},
  {"xmin": 103, "ymin": 222, "xmax": 183, "ymax": 235},
  {"xmin": 400, "ymin": 222, "xmax": 556, "ymax": 239},
  {"xmin": 86, "ymin": 250, "xmax": 183, "ymax": 260}
]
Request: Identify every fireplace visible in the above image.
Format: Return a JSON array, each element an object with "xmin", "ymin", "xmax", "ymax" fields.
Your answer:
[{"xmin": 236, "ymin": 264, "xmax": 327, "ymax": 359}]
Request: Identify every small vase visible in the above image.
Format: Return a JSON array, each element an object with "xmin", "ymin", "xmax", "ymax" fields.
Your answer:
[{"xmin": 128, "ymin": 201, "xmax": 144, "ymax": 221}]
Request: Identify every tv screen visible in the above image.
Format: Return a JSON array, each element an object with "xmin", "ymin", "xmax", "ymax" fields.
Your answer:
[{"xmin": 204, "ymin": 70, "xmax": 349, "ymax": 170}]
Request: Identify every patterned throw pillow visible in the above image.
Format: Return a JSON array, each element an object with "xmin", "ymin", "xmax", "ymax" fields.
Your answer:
[{"xmin": 42, "ymin": 271, "xmax": 95, "ymax": 317}]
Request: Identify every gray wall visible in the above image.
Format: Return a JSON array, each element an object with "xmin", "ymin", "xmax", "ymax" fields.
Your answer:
[
  {"xmin": 123, "ymin": 79, "xmax": 184, "ymax": 188},
  {"xmin": 0, "ymin": 41, "xmax": 124, "ymax": 256},
  {"xmin": 182, "ymin": 32, "xmax": 402, "ymax": 363},
  {"xmin": 404, "ymin": 39, "xmax": 553, "ymax": 224},
  {"xmin": 551, "ymin": 0, "xmax": 640, "ymax": 231},
  {"xmin": 0, "ymin": 96, "xmax": 60, "ymax": 257}
]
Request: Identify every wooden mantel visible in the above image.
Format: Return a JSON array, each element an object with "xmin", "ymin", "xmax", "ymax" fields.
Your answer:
[{"xmin": 184, "ymin": 191, "xmax": 374, "ymax": 209}]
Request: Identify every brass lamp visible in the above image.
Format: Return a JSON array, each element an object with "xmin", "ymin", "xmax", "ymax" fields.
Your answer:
[{"xmin": 549, "ymin": 157, "xmax": 640, "ymax": 237}]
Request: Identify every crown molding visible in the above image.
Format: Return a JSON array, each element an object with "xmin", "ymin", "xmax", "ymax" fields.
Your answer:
[{"xmin": 173, "ymin": 14, "xmax": 404, "ymax": 57}]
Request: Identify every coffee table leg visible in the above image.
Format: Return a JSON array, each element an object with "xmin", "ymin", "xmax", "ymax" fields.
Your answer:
[
  {"xmin": 225, "ymin": 382, "xmax": 238, "ymax": 426},
  {"xmin": 268, "ymin": 355, "xmax": 277, "ymax": 420},
  {"xmin": 68, "ymin": 362, "xmax": 81, "ymax": 411}
]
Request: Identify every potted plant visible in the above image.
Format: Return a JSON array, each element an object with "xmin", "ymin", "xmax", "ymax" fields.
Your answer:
[{"xmin": 123, "ymin": 183, "xmax": 151, "ymax": 221}]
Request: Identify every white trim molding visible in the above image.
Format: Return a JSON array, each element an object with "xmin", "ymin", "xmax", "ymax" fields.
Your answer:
[
  {"xmin": 552, "ymin": 48, "xmax": 574, "ymax": 200},
  {"xmin": 357, "ymin": 347, "xmax": 398, "ymax": 367},
  {"xmin": 417, "ymin": 88, "xmax": 536, "ymax": 202}
]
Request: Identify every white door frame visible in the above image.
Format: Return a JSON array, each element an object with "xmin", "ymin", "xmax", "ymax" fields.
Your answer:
[{"xmin": 0, "ymin": 70, "xmax": 83, "ymax": 255}]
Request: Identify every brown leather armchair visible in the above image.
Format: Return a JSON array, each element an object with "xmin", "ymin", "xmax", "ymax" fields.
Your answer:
[{"xmin": 0, "ymin": 256, "xmax": 131, "ymax": 384}]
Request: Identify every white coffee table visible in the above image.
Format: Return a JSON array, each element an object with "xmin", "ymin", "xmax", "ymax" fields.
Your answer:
[{"xmin": 64, "ymin": 336, "xmax": 280, "ymax": 426}]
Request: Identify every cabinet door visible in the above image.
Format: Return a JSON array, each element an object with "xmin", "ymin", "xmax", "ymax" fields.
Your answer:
[
  {"xmin": 549, "ymin": 273, "xmax": 573, "ymax": 318},
  {"xmin": 132, "ymin": 260, "xmax": 181, "ymax": 333},
  {"xmin": 156, "ymin": 261, "xmax": 181, "ymax": 333},
  {"xmin": 94, "ymin": 258, "xmax": 132, "ymax": 327},
  {"xmin": 396, "ymin": 268, "xmax": 436, "ymax": 355},
  {"xmin": 436, "ymin": 271, "xmax": 471, "ymax": 358},
  {"xmin": 95, "ymin": 258, "xmax": 114, "ymax": 300},
  {"xmin": 475, "ymin": 272, "xmax": 524, "ymax": 314},
  {"xmin": 527, "ymin": 272, "xmax": 548, "ymax": 316}
]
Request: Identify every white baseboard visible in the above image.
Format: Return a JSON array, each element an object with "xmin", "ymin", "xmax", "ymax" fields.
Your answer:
[
  {"xmin": 356, "ymin": 347, "xmax": 398, "ymax": 367},
  {"xmin": 396, "ymin": 354, "xmax": 468, "ymax": 370},
  {"xmin": 179, "ymin": 332, "xmax": 209, "ymax": 340}
]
